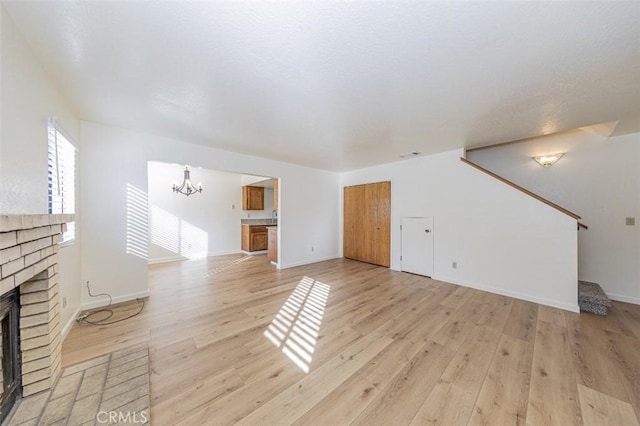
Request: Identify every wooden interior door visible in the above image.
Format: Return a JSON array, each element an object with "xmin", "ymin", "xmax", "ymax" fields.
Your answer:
[
  {"xmin": 370, "ymin": 182, "xmax": 391, "ymax": 267},
  {"xmin": 343, "ymin": 181, "xmax": 390, "ymax": 267},
  {"xmin": 343, "ymin": 184, "xmax": 365, "ymax": 260}
]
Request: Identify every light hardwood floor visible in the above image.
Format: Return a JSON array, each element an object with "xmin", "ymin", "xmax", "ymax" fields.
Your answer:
[{"xmin": 62, "ymin": 254, "xmax": 640, "ymax": 425}]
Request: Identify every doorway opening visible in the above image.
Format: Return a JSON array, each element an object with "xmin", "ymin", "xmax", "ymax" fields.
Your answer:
[{"xmin": 146, "ymin": 162, "xmax": 280, "ymax": 268}]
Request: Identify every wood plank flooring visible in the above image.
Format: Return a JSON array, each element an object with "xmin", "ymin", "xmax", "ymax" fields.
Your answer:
[{"xmin": 62, "ymin": 255, "xmax": 640, "ymax": 425}]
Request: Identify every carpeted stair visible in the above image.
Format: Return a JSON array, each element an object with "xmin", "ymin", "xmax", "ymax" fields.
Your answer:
[{"xmin": 578, "ymin": 280, "xmax": 611, "ymax": 316}]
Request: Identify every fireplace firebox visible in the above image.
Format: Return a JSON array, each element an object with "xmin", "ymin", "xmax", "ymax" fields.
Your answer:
[{"xmin": 0, "ymin": 288, "xmax": 21, "ymax": 423}]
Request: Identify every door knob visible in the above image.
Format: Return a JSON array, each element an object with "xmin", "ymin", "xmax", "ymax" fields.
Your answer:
[{"xmin": 425, "ymin": 229, "xmax": 431, "ymax": 233}]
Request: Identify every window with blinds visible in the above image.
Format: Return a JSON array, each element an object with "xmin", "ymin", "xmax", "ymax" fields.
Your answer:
[{"xmin": 48, "ymin": 120, "xmax": 76, "ymax": 242}]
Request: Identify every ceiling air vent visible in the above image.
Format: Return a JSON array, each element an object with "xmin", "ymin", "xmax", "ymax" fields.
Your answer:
[{"xmin": 399, "ymin": 152, "xmax": 420, "ymax": 159}]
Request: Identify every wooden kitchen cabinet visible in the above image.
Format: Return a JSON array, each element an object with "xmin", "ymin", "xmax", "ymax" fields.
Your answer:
[
  {"xmin": 267, "ymin": 227, "xmax": 278, "ymax": 262},
  {"xmin": 251, "ymin": 232, "xmax": 268, "ymax": 251},
  {"xmin": 242, "ymin": 225, "xmax": 268, "ymax": 252},
  {"xmin": 242, "ymin": 186, "xmax": 264, "ymax": 210}
]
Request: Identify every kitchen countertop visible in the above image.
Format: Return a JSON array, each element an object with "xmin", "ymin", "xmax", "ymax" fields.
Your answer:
[{"xmin": 241, "ymin": 219, "xmax": 278, "ymax": 226}]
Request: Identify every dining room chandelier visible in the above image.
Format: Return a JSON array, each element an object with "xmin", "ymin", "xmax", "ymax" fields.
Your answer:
[{"xmin": 172, "ymin": 165, "xmax": 202, "ymax": 196}]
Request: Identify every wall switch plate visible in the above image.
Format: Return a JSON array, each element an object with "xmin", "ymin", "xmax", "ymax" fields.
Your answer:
[
  {"xmin": 626, "ymin": 217, "xmax": 635, "ymax": 226},
  {"xmin": 452, "ymin": 261, "xmax": 458, "ymax": 269}
]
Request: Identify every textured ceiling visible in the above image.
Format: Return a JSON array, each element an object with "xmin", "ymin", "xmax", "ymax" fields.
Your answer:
[{"xmin": 3, "ymin": 1, "xmax": 640, "ymax": 171}]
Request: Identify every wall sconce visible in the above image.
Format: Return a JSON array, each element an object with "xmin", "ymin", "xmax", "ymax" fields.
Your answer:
[
  {"xmin": 533, "ymin": 153, "xmax": 564, "ymax": 167},
  {"xmin": 172, "ymin": 165, "xmax": 203, "ymax": 196}
]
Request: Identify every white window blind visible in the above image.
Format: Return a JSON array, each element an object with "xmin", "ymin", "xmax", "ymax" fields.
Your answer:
[{"xmin": 48, "ymin": 120, "xmax": 76, "ymax": 242}]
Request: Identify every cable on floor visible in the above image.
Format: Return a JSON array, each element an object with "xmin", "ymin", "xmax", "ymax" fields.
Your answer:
[{"xmin": 76, "ymin": 281, "xmax": 145, "ymax": 325}]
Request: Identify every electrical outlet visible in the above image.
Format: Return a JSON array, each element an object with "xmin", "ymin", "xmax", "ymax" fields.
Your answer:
[
  {"xmin": 232, "ymin": 204, "xmax": 235, "ymax": 210},
  {"xmin": 311, "ymin": 246, "xmax": 315, "ymax": 252},
  {"xmin": 452, "ymin": 261, "xmax": 458, "ymax": 269},
  {"xmin": 626, "ymin": 217, "xmax": 635, "ymax": 226},
  {"xmin": 62, "ymin": 296, "xmax": 67, "ymax": 308}
]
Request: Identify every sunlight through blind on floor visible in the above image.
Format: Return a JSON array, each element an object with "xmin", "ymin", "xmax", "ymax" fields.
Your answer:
[
  {"xmin": 264, "ymin": 276, "xmax": 330, "ymax": 373},
  {"xmin": 203, "ymin": 256, "xmax": 252, "ymax": 277}
]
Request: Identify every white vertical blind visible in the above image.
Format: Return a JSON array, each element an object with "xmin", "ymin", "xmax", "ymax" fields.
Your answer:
[{"xmin": 47, "ymin": 120, "xmax": 76, "ymax": 242}]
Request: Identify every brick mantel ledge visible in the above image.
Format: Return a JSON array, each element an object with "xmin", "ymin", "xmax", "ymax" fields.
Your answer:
[{"xmin": 0, "ymin": 214, "xmax": 74, "ymax": 233}]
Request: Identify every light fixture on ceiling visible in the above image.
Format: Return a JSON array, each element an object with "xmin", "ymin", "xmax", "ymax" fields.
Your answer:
[
  {"xmin": 533, "ymin": 153, "xmax": 564, "ymax": 167},
  {"xmin": 172, "ymin": 165, "xmax": 202, "ymax": 196}
]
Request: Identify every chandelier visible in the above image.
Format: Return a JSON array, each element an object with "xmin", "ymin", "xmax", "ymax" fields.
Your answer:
[{"xmin": 172, "ymin": 166, "xmax": 202, "ymax": 196}]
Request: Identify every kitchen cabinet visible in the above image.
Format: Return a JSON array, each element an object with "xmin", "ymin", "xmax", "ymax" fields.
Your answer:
[
  {"xmin": 242, "ymin": 225, "xmax": 268, "ymax": 252},
  {"xmin": 343, "ymin": 181, "xmax": 391, "ymax": 267},
  {"xmin": 242, "ymin": 186, "xmax": 264, "ymax": 210},
  {"xmin": 267, "ymin": 226, "xmax": 278, "ymax": 263}
]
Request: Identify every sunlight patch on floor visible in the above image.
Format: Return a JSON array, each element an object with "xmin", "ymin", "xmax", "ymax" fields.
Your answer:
[
  {"xmin": 264, "ymin": 276, "xmax": 330, "ymax": 373},
  {"xmin": 204, "ymin": 255, "xmax": 253, "ymax": 277}
]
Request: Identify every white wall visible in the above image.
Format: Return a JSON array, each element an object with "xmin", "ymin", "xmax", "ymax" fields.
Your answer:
[
  {"xmin": 0, "ymin": 6, "xmax": 82, "ymax": 335},
  {"xmin": 148, "ymin": 162, "xmax": 247, "ymax": 263},
  {"xmin": 341, "ymin": 149, "xmax": 579, "ymax": 312},
  {"xmin": 468, "ymin": 131, "xmax": 640, "ymax": 304},
  {"xmin": 81, "ymin": 121, "xmax": 340, "ymax": 304},
  {"xmin": 241, "ymin": 174, "xmax": 272, "ymax": 186}
]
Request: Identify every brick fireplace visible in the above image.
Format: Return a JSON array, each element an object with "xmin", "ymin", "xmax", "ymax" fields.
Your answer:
[{"xmin": 0, "ymin": 214, "xmax": 74, "ymax": 409}]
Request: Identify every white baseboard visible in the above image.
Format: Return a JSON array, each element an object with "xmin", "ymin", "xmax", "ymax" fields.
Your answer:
[
  {"xmin": 279, "ymin": 255, "xmax": 339, "ymax": 270},
  {"xmin": 209, "ymin": 249, "xmax": 242, "ymax": 257},
  {"xmin": 61, "ymin": 304, "xmax": 82, "ymax": 342},
  {"xmin": 148, "ymin": 255, "xmax": 184, "ymax": 264},
  {"xmin": 148, "ymin": 250, "xmax": 243, "ymax": 264},
  {"xmin": 241, "ymin": 250, "xmax": 267, "ymax": 256},
  {"xmin": 607, "ymin": 293, "xmax": 640, "ymax": 305},
  {"xmin": 432, "ymin": 274, "xmax": 580, "ymax": 313},
  {"xmin": 81, "ymin": 289, "xmax": 150, "ymax": 311}
]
